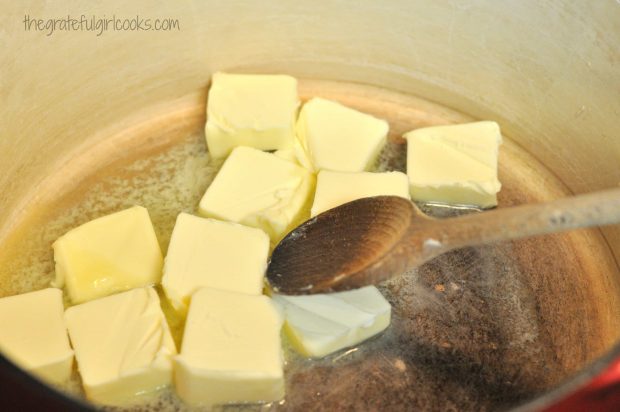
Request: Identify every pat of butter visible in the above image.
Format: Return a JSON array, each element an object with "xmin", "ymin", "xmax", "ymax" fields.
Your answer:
[
  {"xmin": 404, "ymin": 121, "xmax": 502, "ymax": 208},
  {"xmin": 272, "ymin": 286, "xmax": 391, "ymax": 358},
  {"xmin": 0, "ymin": 288, "xmax": 73, "ymax": 384},
  {"xmin": 198, "ymin": 146, "xmax": 315, "ymax": 242},
  {"xmin": 205, "ymin": 72, "xmax": 299, "ymax": 158},
  {"xmin": 295, "ymin": 98, "xmax": 389, "ymax": 172},
  {"xmin": 311, "ymin": 170, "xmax": 410, "ymax": 217},
  {"xmin": 53, "ymin": 206, "xmax": 163, "ymax": 304},
  {"xmin": 162, "ymin": 213, "xmax": 269, "ymax": 314},
  {"xmin": 175, "ymin": 288, "xmax": 284, "ymax": 406},
  {"xmin": 64, "ymin": 287, "xmax": 176, "ymax": 406},
  {"xmin": 273, "ymin": 148, "xmax": 299, "ymax": 165}
]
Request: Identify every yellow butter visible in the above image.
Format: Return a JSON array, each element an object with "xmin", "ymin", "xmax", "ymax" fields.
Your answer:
[
  {"xmin": 0, "ymin": 288, "xmax": 73, "ymax": 384},
  {"xmin": 295, "ymin": 98, "xmax": 389, "ymax": 172},
  {"xmin": 205, "ymin": 72, "xmax": 299, "ymax": 158},
  {"xmin": 198, "ymin": 146, "xmax": 314, "ymax": 242},
  {"xmin": 162, "ymin": 213, "xmax": 269, "ymax": 314},
  {"xmin": 64, "ymin": 287, "xmax": 176, "ymax": 406},
  {"xmin": 53, "ymin": 206, "xmax": 163, "ymax": 304},
  {"xmin": 272, "ymin": 286, "xmax": 391, "ymax": 358},
  {"xmin": 404, "ymin": 121, "xmax": 502, "ymax": 208},
  {"xmin": 311, "ymin": 170, "xmax": 410, "ymax": 217},
  {"xmin": 273, "ymin": 148, "xmax": 299, "ymax": 165},
  {"xmin": 175, "ymin": 288, "xmax": 284, "ymax": 406}
]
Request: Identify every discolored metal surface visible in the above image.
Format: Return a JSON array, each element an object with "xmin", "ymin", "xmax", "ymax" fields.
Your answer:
[{"xmin": 278, "ymin": 209, "xmax": 562, "ymax": 411}]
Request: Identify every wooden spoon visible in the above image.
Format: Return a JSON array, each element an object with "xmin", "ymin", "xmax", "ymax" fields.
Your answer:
[{"xmin": 267, "ymin": 188, "xmax": 620, "ymax": 295}]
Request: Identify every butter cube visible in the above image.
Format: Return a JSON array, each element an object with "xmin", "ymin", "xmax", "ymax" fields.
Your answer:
[
  {"xmin": 272, "ymin": 286, "xmax": 391, "ymax": 358},
  {"xmin": 311, "ymin": 170, "xmax": 410, "ymax": 217},
  {"xmin": 162, "ymin": 213, "xmax": 269, "ymax": 314},
  {"xmin": 273, "ymin": 148, "xmax": 299, "ymax": 165},
  {"xmin": 0, "ymin": 288, "xmax": 73, "ymax": 384},
  {"xmin": 198, "ymin": 146, "xmax": 314, "ymax": 242},
  {"xmin": 53, "ymin": 206, "xmax": 163, "ymax": 304},
  {"xmin": 205, "ymin": 72, "xmax": 299, "ymax": 158},
  {"xmin": 175, "ymin": 288, "xmax": 284, "ymax": 406},
  {"xmin": 64, "ymin": 287, "xmax": 176, "ymax": 405},
  {"xmin": 404, "ymin": 121, "xmax": 502, "ymax": 207},
  {"xmin": 295, "ymin": 98, "xmax": 389, "ymax": 172}
]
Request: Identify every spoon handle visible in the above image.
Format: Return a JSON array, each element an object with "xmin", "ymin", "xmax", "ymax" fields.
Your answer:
[{"xmin": 429, "ymin": 187, "xmax": 620, "ymax": 251}]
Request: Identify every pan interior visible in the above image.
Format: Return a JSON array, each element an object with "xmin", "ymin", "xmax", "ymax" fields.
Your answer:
[{"xmin": 0, "ymin": 79, "xmax": 618, "ymax": 411}]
